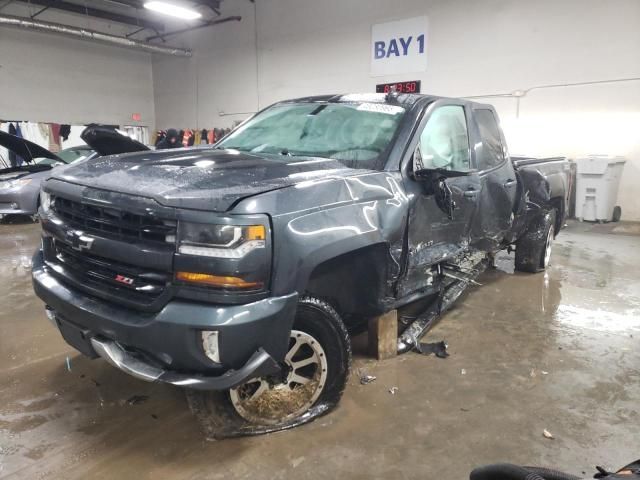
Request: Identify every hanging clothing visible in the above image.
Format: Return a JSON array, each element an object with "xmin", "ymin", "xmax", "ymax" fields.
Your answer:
[
  {"xmin": 59, "ymin": 124, "xmax": 71, "ymax": 141},
  {"xmin": 156, "ymin": 129, "xmax": 181, "ymax": 149},
  {"xmin": 50, "ymin": 123, "xmax": 61, "ymax": 152},
  {"xmin": 9, "ymin": 123, "xmax": 25, "ymax": 166},
  {"xmin": 182, "ymin": 129, "xmax": 193, "ymax": 147},
  {"xmin": 38, "ymin": 123, "xmax": 51, "ymax": 149},
  {"xmin": 194, "ymin": 130, "xmax": 202, "ymax": 145},
  {"xmin": 208, "ymin": 130, "xmax": 215, "ymax": 144},
  {"xmin": 154, "ymin": 130, "xmax": 166, "ymax": 147},
  {"xmin": 0, "ymin": 123, "xmax": 10, "ymax": 167},
  {"xmin": 200, "ymin": 129, "xmax": 208, "ymax": 144}
]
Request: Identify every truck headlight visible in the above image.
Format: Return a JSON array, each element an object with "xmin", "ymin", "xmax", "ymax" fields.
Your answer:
[
  {"xmin": 201, "ymin": 331, "xmax": 220, "ymax": 363},
  {"xmin": 177, "ymin": 223, "xmax": 266, "ymax": 259},
  {"xmin": 40, "ymin": 189, "xmax": 51, "ymax": 213}
]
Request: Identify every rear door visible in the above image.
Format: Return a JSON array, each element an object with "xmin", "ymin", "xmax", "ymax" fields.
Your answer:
[{"xmin": 468, "ymin": 107, "xmax": 518, "ymax": 251}]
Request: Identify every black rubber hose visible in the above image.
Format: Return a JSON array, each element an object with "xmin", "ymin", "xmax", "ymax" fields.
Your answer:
[
  {"xmin": 470, "ymin": 464, "xmax": 546, "ymax": 480},
  {"xmin": 523, "ymin": 466, "xmax": 581, "ymax": 480}
]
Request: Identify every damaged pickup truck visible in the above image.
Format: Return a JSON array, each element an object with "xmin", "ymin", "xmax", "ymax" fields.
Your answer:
[{"xmin": 32, "ymin": 93, "xmax": 570, "ymax": 437}]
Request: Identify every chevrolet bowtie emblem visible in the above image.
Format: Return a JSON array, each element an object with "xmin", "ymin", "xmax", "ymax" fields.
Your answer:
[{"xmin": 66, "ymin": 230, "xmax": 94, "ymax": 252}]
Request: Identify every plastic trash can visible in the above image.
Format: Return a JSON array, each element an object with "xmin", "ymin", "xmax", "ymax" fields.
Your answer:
[{"xmin": 575, "ymin": 155, "xmax": 626, "ymax": 222}]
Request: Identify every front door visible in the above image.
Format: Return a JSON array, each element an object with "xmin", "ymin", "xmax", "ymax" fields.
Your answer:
[{"xmin": 398, "ymin": 104, "xmax": 481, "ymax": 297}]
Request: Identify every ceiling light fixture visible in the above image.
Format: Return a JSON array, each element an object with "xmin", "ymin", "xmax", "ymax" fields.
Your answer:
[{"xmin": 143, "ymin": 1, "xmax": 202, "ymax": 20}]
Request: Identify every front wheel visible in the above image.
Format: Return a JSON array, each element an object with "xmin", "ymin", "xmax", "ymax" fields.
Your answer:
[
  {"xmin": 186, "ymin": 296, "xmax": 351, "ymax": 439},
  {"xmin": 514, "ymin": 209, "xmax": 556, "ymax": 273}
]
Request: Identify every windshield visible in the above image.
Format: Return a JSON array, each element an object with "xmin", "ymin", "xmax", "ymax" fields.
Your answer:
[
  {"xmin": 35, "ymin": 147, "xmax": 94, "ymax": 166},
  {"xmin": 217, "ymin": 102, "xmax": 406, "ymax": 169}
]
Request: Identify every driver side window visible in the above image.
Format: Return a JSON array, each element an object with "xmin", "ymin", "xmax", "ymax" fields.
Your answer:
[{"xmin": 415, "ymin": 105, "xmax": 471, "ymax": 172}]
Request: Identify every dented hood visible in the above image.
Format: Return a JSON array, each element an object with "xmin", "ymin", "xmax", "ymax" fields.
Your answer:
[{"xmin": 51, "ymin": 147, "xmax": 355, "ymax": 211}]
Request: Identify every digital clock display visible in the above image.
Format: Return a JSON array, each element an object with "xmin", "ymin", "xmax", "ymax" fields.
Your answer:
[{"xmin": 375, "ymin": 80, "xmax": 421, "ymax": 94}]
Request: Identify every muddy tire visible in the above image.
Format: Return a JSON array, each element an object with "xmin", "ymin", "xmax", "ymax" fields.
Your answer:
[
  {"xmin": 186, "ymin": 296, "xmax": 351, "ymax": 440},
  {"xmin": 514, "ymin": 209, "xmax": 556, "ymax": 273}
]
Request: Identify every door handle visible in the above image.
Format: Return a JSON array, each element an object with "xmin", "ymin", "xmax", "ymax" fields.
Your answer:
[
  {"xmin": 504, "ymin": 179, "xmax": 517, "ymax": 188},
  {"xmin": 463, "ymin": 189, "xmax": 478, "ymax": 198}
]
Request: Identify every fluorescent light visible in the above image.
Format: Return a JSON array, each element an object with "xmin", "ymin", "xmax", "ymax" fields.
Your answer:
[{"xmin": 143, "ymin": 1, "xmax": 201, "ymax": 20}]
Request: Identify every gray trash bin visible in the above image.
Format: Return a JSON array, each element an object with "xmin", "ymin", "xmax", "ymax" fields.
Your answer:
[{"xmin": 575, "ymin": 155, "xmax": 626, "ymax": 222}]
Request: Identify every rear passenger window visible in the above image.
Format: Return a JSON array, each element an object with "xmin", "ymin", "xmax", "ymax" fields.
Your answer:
[{"xmin": 475, "ymin": 109, "xmax": 505, "ymax": 169}]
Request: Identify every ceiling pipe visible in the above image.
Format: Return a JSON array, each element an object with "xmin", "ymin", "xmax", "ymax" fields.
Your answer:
[
  {"xmin": 16, "ymin": 0, "xmax": 165, "ymax": 31},
  {"xmin": 0, "ymin": 13, "xmax": 192, "ymax": 56}
]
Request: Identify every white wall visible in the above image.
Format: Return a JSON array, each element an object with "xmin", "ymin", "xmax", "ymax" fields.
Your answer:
[
  {"xmin": 0, "ymin": 4, "xmax": 155, "ymax": 127},
  {"xmin": 152, "ymin": 1, "xmax": 257, "ymax": 131}
]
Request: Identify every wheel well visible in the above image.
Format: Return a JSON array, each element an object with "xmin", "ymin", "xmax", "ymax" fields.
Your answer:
[{"xmin": 304, "ymin": 244, "xmax": 391, "ymax": 326}]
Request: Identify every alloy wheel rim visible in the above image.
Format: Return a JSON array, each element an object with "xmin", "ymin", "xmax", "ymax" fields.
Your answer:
[{"xmin": 229, "ymin": 330, "xmax": 328, "ymax": 425}]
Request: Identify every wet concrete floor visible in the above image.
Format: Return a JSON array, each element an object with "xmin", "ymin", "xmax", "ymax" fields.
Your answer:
[{"xmin": 0, "ymin": 219, "xmax": 638, "ymax": 479}]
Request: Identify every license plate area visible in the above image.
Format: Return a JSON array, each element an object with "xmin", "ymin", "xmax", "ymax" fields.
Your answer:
[{"xmin": 56, "ymin": 316, "xmax": 99, "ymax": 359}]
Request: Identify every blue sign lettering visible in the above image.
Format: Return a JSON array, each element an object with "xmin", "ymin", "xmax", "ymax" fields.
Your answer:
[{"xmin": 373, "ymin": 34, "xmax": 425, "ymax": 60}]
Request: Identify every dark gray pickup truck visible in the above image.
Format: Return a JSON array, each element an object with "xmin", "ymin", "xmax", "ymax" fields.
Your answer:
[{"xmin": 32, "ymin": 93, "xmax": 570, "ymax": 437}]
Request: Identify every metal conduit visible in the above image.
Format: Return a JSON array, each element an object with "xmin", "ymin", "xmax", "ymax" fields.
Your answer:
[{"xmin": 0, "ymin": 13, "xmax": 192, "ymax": 56}]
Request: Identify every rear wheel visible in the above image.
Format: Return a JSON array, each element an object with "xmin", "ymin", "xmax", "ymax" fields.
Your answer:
[
  {"xmin": 514, "ymin": 209, "xmax": 556, "ymax": 273},
  {"xmin": 186, "ymin": 296, "xmax": 351, "ymax": 439}
]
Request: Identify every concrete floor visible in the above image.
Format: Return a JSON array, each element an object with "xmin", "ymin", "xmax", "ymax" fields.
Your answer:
[{"xmin": 1, "ymin": 219, "xmax": 639, "ymax": 479}]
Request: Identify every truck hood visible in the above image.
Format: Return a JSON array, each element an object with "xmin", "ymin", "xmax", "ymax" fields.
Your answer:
[{"xmin": 51, "ymin": 147, "xmax": 357, "ymax": 211}]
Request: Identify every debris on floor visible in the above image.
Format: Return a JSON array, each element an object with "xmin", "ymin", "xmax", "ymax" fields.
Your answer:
[
  {"xmin": 359, "ymin": 374, "xmax": 377, "ymax": 385},
  {"xmin": 65, "ymin": 356, "xmax": 72, "ymax": 372},
  {"xmin": 126, "ymin": 395, "xmax": 149, "ymax": 406},
  {"xmin": 388, "ymin": 387, "xmax": 398, "ymax": 395},
  {"xmin": 543, "ymin": 429, "xmax": 554, "ymax": 439},
  {"xmin": 414, "ymin": 340, "xmax": 449, "ymax": 358},
  {"xmin": 461, "ymin": 368, "xmax": 467, "ymax": 375}
]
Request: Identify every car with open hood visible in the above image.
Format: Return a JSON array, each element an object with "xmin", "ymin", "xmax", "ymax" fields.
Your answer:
[{"xmin": 0, "ymin": 126, "xmax": 149, "ymax": 217}]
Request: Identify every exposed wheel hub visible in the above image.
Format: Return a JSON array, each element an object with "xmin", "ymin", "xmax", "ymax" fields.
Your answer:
[{"xmin": 229, "ymin": 330, "xmax": 328, "ymax": 425}]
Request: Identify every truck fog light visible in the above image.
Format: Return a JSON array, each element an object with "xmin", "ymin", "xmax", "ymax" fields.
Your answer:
[{"xmin": 201, "ymin": 331, "xmax": 220, "ymax": 363}]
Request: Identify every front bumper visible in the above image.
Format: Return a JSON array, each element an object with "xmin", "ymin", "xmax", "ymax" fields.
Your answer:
[
  {"xmin": 89, "ymin": 337, "xmax": 280, "ymax": 390},
  {"xmin": 0, "ymin": 197, "xmax": 33, "ymax": 215},
  {"xmin": 0, "ymin": 186, "xmax": 37, "ymax": 215},
  {"xmin": 32, "ymin": 250, "xmax": 298, "ymax": 389}
]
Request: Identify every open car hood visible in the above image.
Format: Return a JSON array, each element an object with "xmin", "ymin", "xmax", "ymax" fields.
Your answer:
[
  {"xmin": 81, "ymin": 126, "xmax": 149, "ymax": 156},
  {"xmin": 0, "ymin": 131, "xmax": 62, "ymax": 164}
]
